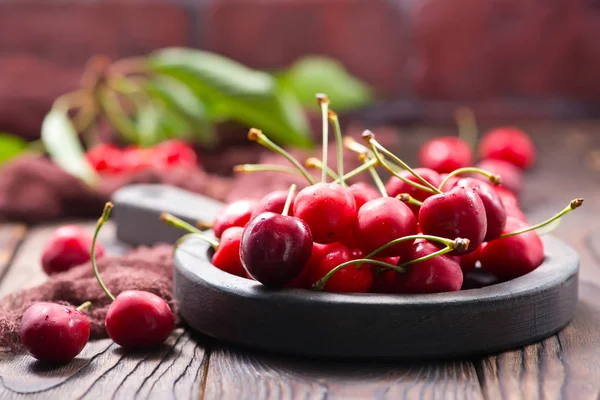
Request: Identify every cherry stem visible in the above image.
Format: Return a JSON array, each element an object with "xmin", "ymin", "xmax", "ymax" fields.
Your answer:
[
  {"xmin": 282, "ymin": 184, "xmax": 296, "ymax": 216},
  {"xmin": 196, "ymin": 220, "xmax": 213, "ymax": 230},
  {"xmin": 333, "ymin": 157, "xmax": 378, "ymax": 184},
  {"xmin": 305, "ymin": 158, "xmax": 341, "ymax": 182},
  {"xmin": 343, "ymin": 136, "xmax": 371, "ymax": 155},
  {"xmin": 248, "ymin": 128, "xmax": 316, "ymax": 185},
  {"xmin": 438, "ymin": 167, "xmax": 502, "ymax": 190},
  {"xmin": 233, "ymin": 164, "xmax": 303, "ymax": 177},
  {"xmin": 396, "ymin": 193, "xmax": 423, "ymax": 207},
  {"xmin": 455, "ymin": 106, "xmax": 478, "ymax": 150},
  {"xmin": 499, "ymin": 198, "xmax": 584, "ymax": 238},
  {"xmin": 76, "ymin": 301, "xmax": 92, "ymax": 312},
  {"xmin": 398, "ymin": 245, "xmax": 453, "ymax": 268},
  {"xmin": 91, "ymin": 202, "xmax": 115, "ymax": 302},
  {"xmin": 328, "ymin": 110, "xmax": 345, "ymax": 185},
  {"xmin": 312, "ymin": 259, "xmax": 406, "ymax": 290},
  {"xmin": 362, "ymin": 131, "xmax": 442, "ymax": 194},
  {"xmin": 364, "ymin": 234, "xmax": 466, "ymax": 259},
  {"xmin": 160, "ymin": 213, "xmax": 219, "ymax": 249},
  {"xmin": 317, "ymin": 94, "xmax": 330, "ymax": 183},
  {"xmin": 358, "ymin": 154, "xmax": 388, "ymax": 197}
]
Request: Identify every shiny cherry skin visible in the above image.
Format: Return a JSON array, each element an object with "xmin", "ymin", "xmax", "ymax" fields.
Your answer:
[
  {"xmin": 240, "ymin": 212, "xmax": 313, "ymax": 287},
  {"xmin": 506, "ymin": 205, "xmax": 527, "ymax": 222},
  {"xmin": 309, "ymin": 243, "xmax": 373, "ymax": 293},
  {"xmin": 348, "ymin": 182, "xmax": 381, "ymax": 210},
  {"xmin": 285, "ymin": 243, "xmax": 328, "ymax": 289},
  {"xmin": 418, "ymin": 137, "xmax": 474, "ymax": 174},
  {"xmin": 152, "ymin": 139, "xmax": 198, "ymax": 169},
  {"xmin": 419, "ymin": 186, "xmax": 487, "ymax": 254},
  {"xmin": 494, "ymin": 186, "xmax": 519, "ymax": 209},
  {"xmin": 106, "ymin": 290, "xmax": 175, "ymax": 349},
  {"xmin": 478, "ymin": 127, "xmax": 536, "ymax": 170},
  {"xmin": 459, "ymin": 243, "xmax": 485, "ymax": 273},
  {"xmin": 292, "ymin": 183, "xmax": 357, "ymax": 244},
  {"xmin": 212, "ymin": 199, "xmax": 258, "ymax": 238},
  {"xmin": 479, "ymin": 217, "xmax": 544, "ymax": 281},
  {"xmin": 354, "ymin": 197, "xmax": 418, "ymax": 257},
  {"xmin": 211, "ymin": 227, "xmax": 245, "ymax": 277},
  {"xmin": 251, "ymin": 190, "xmax": 295, "ymax": 219},
  {"xmin": 20, "ymin": 302, "xmax": 90, "ymax": 362},
  {"xmin": 475, "ymin": 159, "xmax": 523, "ymax": 194},
  {"xmin": 86, "ymin": 144, "xmax": 124, "ymax": 175},
  {"xmin": 453, "ymin": 178, "xmax": 506, "ymax": 241},
  {"xmin": 385, "ymin": 168, "xmax": 441, "ymax": 214},
  {"xmin": 41, "ymin": 225, "xmax": 105, "ymax": 276}
]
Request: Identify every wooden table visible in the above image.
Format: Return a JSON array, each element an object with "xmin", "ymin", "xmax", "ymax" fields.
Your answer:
[{"xmin": 1, "ymin": 122, "xmax": 600, "ymax": 399}]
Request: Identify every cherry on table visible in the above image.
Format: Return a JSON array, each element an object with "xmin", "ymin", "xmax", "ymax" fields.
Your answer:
[
  {"xmin": 475, "ymin": 159, "xmax": 523, "ymax": 194},
  {"xmin": 240, "ymin": 211, "xmax": 313, "ymax": 287},
  {"xmin": 41, "ymin": 225, "xmax": 105, "ymax": 276},
  {"xmin": 478, "ymin": 127, "xmax": 536, "ymax": 170},
  {"xmin": 86, "ymin": 144, "xmax": 124, "ymax": 175},
  {"xmin": 20, "ymin": 302, "xmax": 90, "ymax": 362},
  {"xmin": 385, "ymin": 168, "xmax": 441, "ymax": 214},
  {"xmin": 212, "ymin": 199, "xmax": 258, "ymax": 239},
  {"xmin": 211, "ymin": 226, "xmax": 246, "ymax": 277},
  {"xmin": 308, "ymin": 243, "xmax": 373, "ymax": 293},
  {"xmin": 459, "ymin": 243, "xmax": 485, "ymax": 273},
  {"xmin": 418, "ymin": 137, "xmax": 474, "ymax": 174},
  {"xmin": 251, "ymin": 190, "xmax": 295, "ymax": 218},
  {"xmin": 292, "ymin": 182, "xmax": 357, "ymax": 244}
]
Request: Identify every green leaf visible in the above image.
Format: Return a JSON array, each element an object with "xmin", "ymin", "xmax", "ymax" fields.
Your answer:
[
  {"xmin": 41, "ymin": 109, "xmax": 98, "ymax": 185},
  {"xmin": 0, "ymin": 133, "xmax": 28, "ymax": 164},
  {"xmin": 135, "ymin": 103, "xmax": 164, "ymax": 147},
  {"xmin": 277, "ymin": 56, "xmax": 374, "ymax": 112},
  {"xmin": 147, "ymin": 48, "xmax": 313, "ymax": 148}
]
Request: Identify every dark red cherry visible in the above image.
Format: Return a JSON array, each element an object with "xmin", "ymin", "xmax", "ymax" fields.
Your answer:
[
  {"xmin": 475, "ymin": 159, "xmax": 523, "ymax": 194},
  {"xmin": 251, "ymin": 190, "xmax": 295, "ymax": 218},
  {"xmin": 385, "ymin": 168, "xmax": 441, "ymax": 214},
  {"xmin": 106, "ymin": 290, "xmax": 175, "ymax": 349},
  {"xmin": 454, "ymin": 178, "xmax": 506, "ymax": 241},
  {"xmin": 20, "ymin": 302, "xmax": 90, "ymax": 362},
  {"xmin": 86, "ymin": 144, "xmax": 124, "ymax": 175},
  {"xmin": 354, "ymin": 197, "xmax": 418, "ymax": 257},
  {"xmin": 212, "ymin": 199, "xmax": 258, "ymax": 238},
  {"xmin": 478, "ymin": 127, "xmax": 536, "ymax": 170},
  {"xmin": 41, "ymin": 225, "xmax": 105, "ymax": 276},
  {"xmin": 285, "ymin": 243, "xmax": 328, "ymax": 289},
  {"xmin": 292, "ymin": 183, "xmax": 357, "ymax": 244},
  {"xmin": 418, "ymin": 186, "xmax": 487, "ymax": 254},
  {"xmin": 348, "ymin": 182, "xmax": 381, "ymax": 210},
  {"xmin": 479, "ymin": 217, "xmax": 544, "ymax": 280},
  {"xmin": 309, "ymin": 243, "xmax": 373, "ymax": 293},
  {"xmin": 152, "ymin": 139, "xmax": 198, "ymax": 169},
  {"xmin": 459, "ymin": 243, "xmax": 485, "ymax": 273},
  {"xmin": 211, "ymin": 227, "xmax": 245, "ymax": 277},
  {"xmin": 240, "ymin": 212, "xmax": 312, "ymax": 287},
  {"xmin": 418, "ymin": 137, "xmax": 474, "ymax": 174}
]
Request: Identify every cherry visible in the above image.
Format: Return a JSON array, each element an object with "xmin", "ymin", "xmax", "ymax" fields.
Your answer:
[
  {"xmin": 459, "ymin": 243, "xmax": 485, "ymax": 273},
  {"xmin": 212, "ymin": 199, "xmax": 258, "ymax": 239},
  {"xmin": 292, "ymin": 183, "xmax": 357, "ymax": 244},
  {"xmin": 475, "ymin": 159, "xmax": 523, "ymax": 194},
  {"xmin": 479, "ymin": 217, "xmax": 544, "ymax": 281},
  {"xmin": 478, "ymin": 127, "xmax": 536, "ymax": 170},
  {"xmin": 439, "ymin": 173, "xmax": 461, "ymax": 192},
  {"xmin": 86, "ymin": 144, "xmax": 124, "ymax": 174},
  {"xmin": 354, "ymin": 197, "xmax": 418, "ymax": 257},
  {"xmin": 251, "ymin": 190, "xmax": 295, "ymax": 218},
  {"xmin": 309, "ymin": 243, "xmax": 373, "ymax": 293},
  {"xmin": 211, "ymin": 227, "xmax": 246, "ymax": 277},
  {"xmin": 454, "ymin": 178, "xmax": 507, "ymax": 241},
  {"xmin": 385, "ymin": 168, "xmax": 441, "ymax": 214},
  {"xmin": 348, "ymin": 182, "xmax": 381, "ymax": 210},
  {"xmin": 122, "ymin": 146, "xmax": 154, "ymax": 172},
  {"xmin": 152, "ymin": 139, "xmax": 198, "ymax": 169},
  {"xmin": 240, "ymin": 212, "xmax": 313, "ymax": 287},
  {"xmin": 418, "ymin": 137, "xmax": 474, "ymax": 174},
  {"xmin": 20, "ymin": 302, "xmax": 90, "ymax": 362},
  {"xmin": 419, "ymin": 186, "xmax": 487, "ymax": 254},
  {"xmin": 505, "ymin": 203, "xmax": 528, "ymax": 222},
  {"xmin": 494, "ymin": 186, "xmax": 519, "ymax": 209},
  {"xmin": 41, "ymin": 225, "xmax": 105, "ymax": 276}
]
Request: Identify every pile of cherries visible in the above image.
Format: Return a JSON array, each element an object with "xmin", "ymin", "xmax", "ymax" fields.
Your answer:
[
  {"xmin": 20, "ymin": 204, "xmax": 175, "ymax": 363},
  {"xmin": 86, "ymin": 139, "xmax": 198, "ymax": 175},
  {"xmin": 163, "ymin": 98, "xmax": 582, "ymax": 295}
]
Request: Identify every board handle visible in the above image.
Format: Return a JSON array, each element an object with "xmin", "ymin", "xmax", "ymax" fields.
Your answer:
[{"xmin": 110, "ymin": 184, "xmax": 224, "ymax": 246}]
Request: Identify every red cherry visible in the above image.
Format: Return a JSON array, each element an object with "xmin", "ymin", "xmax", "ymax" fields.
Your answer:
[
  {"xmin": 478, "ymin": 127, "xmax": 536, "ymax": 170},
  {"xmin": 354, "ymin": 197, "xmax": 418, "ymax": 257},
  {"xmin": 475, "ymin": 159, "xmax": 523, "ymax": 194},
  {"xmin": 494, "ymin": 186, "xmax": 519, "ymax": 209},
  {"xmin": 348, "ymin": 182, "xmax": 381, "ymax": 210},
  {"xmin": 385, "ymin": 168, "xmax": 441, "ymax": 214},
  {"xmin": 396, "ymin": 241, "xmax": 463, "ymax": 293},
  {"xmin": 286, "ymin": 243, "xmax": 328, "ymax": 289},
  {"xmin": 240, "ymin": 212, "xmax": 313, "ymax": 287},
  {"xmin": 459, "ymin": 243, "xmax": 485, "ymax": 273},
  {"xmin": 309, "ymin": 243, "xmax": 373, "ymax": 293},
  {"xmin": 454, "ymin": 178, "xmax": 507, "ymax": 241},
  {"xmin": 211, "ymin": 227, "xmax": 245, "ymax": 277},
  {"xmin": 106, "ymin": 290, "xmax": 175, "ymax": 349},
  {"xmin": 251, "ymin": 190, "xmax": 295, "ymax": 218},
  {"xmin": 292, "ymin": 183, "xmax": 357, "ymax": 244},
  {"xmin": 505, "ymin": 203, "xmax": 528, "ymax": 222},
  {"xmin": 212, "ymin": 199, "xmax": 258, "ymax": 238},
  {"xmin": 419, "ymin": 186, "xmax": 487, "ymax": 254},
  {"xmin": 418, "ymin": 137, "xmax": 474, "ymax": 174},
  {"xmin": 122, "ymin": 146, "xmax": 154, "ymax": 172},
  {"xmin": 439, "ymin": 173, "xmax": 462, "ymax": 192},
  {"xmin": 479, "ymin": 217, "xmax": 544, "ymax": 280},
  {"xmin": 152, "ymin": 139, "xmax": 198, "ymax": 169},
  {"xmin": 41, "ymin": 225, "xmax": 105, "ymax": 276},
  {"xmin": 86, "ymin": 144, "xmax": 124, "ymax": 174},
  {"xmin": 20, "ymin": 302, "xmax": 90, "ymax": 362}
]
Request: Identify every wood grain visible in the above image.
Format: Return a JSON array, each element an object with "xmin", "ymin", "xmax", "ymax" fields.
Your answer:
[{"xmin": 0, "ymin": 223, "xmax": 26, "ymax": 283}]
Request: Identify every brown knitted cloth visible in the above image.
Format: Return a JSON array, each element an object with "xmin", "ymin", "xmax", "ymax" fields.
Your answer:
[{"xmin": 0, "ymin": 244, "xmax": 176, "ymax": 350}]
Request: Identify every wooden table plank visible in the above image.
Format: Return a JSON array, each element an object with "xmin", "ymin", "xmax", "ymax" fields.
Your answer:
[{"xmin": 0, "ymin": 224, "xmax": 27, "ymax": 283}]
